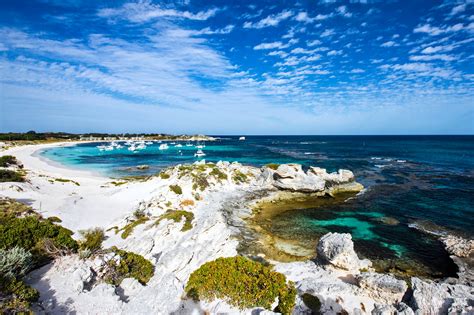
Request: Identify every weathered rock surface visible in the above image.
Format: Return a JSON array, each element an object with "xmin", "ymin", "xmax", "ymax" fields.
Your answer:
[
  {"xmin": 356, "ymin": 272, "xmax": 407, "ymax": 304},
  {"xmin": 270, "ymin": 164, "xmax": 362, "ymax": 193},
  {"xmin": 317, "ymin": 232, "xmax": 371, "ymax": 271},
  {"xmin": 441, "ymin": 235, "xmax": 474, "ymax": 258},
  {"xmin": 410, "ymin": 277, "xmax": 474, "ymax": 314}
]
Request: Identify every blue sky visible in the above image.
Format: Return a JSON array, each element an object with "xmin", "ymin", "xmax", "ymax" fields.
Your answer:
[{"xmin": 0, "ymin": 0, "xmax": 473, "ymax": 134}]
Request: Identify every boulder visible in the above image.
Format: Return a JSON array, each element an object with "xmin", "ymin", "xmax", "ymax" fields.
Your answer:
[
  {"xmin": 272, "ymin": 164, "xmax": 326, "ymax": 192},
  {"xmin": 356, "ymin": 272, "xmax": 407, "ymax": 304},
  {"xmin": 316, "ymin": 233, "xmax": 371, "ymax": 271},
  {"xmin": 410, "ymin": 277, "xmax": 474, "ymax": 314}
]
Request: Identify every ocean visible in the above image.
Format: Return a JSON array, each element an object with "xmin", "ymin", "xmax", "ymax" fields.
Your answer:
[{"xmin": 41, "ymin": 135, "xmax": 474, "ymax": 278}]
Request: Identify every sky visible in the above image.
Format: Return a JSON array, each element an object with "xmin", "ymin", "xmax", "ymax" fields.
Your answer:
[{"xmin": 0, "ymin": 0, "xmax": 473, "ymax": 135}]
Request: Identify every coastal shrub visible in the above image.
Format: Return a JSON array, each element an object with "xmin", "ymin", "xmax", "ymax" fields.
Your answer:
[
  {"xmin": 0, "ymin": 198, "xmax": 37, "ymax": 218},
  {"xmin": 210, "ymin": 167, "xmax": 228, "ymax": 180},
  {"xmin": 0, "ymin": 278, "xmax": 40, "ymax": 313},
  {"xmin": 266, "ymin": 163, "xmax": 280, "ymax": 170},
  {"xmin": 185, "ymin": 256, "xmax": 296, "ymax": 314},
  {"xmin": 159, "ymin": 172, "xmax": 170, "ymax": 179},
  {"xmin": 0, "ymin": 169, "xmax": 25, "ymax": 183},
  {"xmin": 47, "ymin": 216, "xmax": 62, "ymax": 223},
  {"xmin": 0, "ymin": 247, "xmax": 33, "ymax": 280},
  {"xmin": 180, "ymin": 199, "xmax": 195, "ymax": 207},
  {"xmin": 302, "ymin": 293, "xmax": 321, "ymax": 314},
  {"xmin": 232, "ymin": 170, "xmax": 248, "ymax": 184},
  {"xmin": 154, "ymin": 210, "xmax": 194, "ymax": 232},
  {"xmin": 54, "ymin": 178, "xmax": 80, "ymax": 186},
  {"xmin": 120, "ymin": 217, "xmax": 149, "ymax": 239},
  {"xmin": 0, "ymin": 214, "xmax": 78, "ymax": 259},
  {"xmin": 0, "ymin": 155, "xmax": 21, "ymax": 168},
  {"xmin": 192, "ymin": 174, "xmax": 209, "ymax": 191},
  {"xmin": 105, "ymin": 247, "xmax": 154, "ymax": 286},
  {"xmin": 169, "ymin": 184, "xmax": 183, "ymax": 195},
  {"xmin": 79, "ymin": 228, "xmax": 105, "ymax": 252}
]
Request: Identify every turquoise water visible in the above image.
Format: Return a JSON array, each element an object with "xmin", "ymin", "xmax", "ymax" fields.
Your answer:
[{"xmin": 41, "ymin": 136, "xmax": 474, "ymax": 278}]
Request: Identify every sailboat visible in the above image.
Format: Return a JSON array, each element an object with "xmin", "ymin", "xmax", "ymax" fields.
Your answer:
[{"xmin": 194, "ymin": 149, "xmax": 206, "ymax": 157}]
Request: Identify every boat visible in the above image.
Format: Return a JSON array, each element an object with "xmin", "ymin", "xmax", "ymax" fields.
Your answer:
[
  {"xmin": 185, "ymin": 142, "xmax": 193, "ymax": 147},
  {"xmin": 175, "ymin": 144, "xmax": 183, "ymax": 148},
  {"xmin": 145, "ymin": 141, "xmax": 153, "ymax": 145},
  {"xmin": 194, "ymin": 149, "xmax": 206, "ymax": 157},
  {"xmin": 239, "ymin": 136, "xmax": 246, "ymax": 141},
  {"xmin": 159, "ymin": 144, "xmax": 169, "ymax": 150},
  {"xmin": 136, "ymin": 143, "xmax": 147, "ymax": 150},
  {"xmin": 128, "ymin": 145, "xmax": 137, "ymax": 152}
]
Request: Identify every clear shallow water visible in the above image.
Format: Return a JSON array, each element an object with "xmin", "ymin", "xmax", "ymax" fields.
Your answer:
[{"xmin": 41, "ymin": 136, "xmax": 474, "ymax": 277}]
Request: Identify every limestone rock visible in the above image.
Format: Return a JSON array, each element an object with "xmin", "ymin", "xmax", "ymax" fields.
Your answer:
[
  {"xmin": 410, "ymin": 277, "xmax": 474, "ymax": 314},
  {"xmin": 356, "ymin": 272, "xmax": 407, "ymax": 304},
  {"xmin": 440, "ymin": 235, "xmax": 474, "ymax": 258},
  {"xmin": 317, "ymin": 232, "xmax": 371, "ymax": 271},
  {"xmin": 272, "ymin": 164, "xmax": 326, "ymax": 192}
]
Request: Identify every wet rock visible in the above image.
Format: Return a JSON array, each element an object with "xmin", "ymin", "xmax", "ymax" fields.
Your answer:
[
  {"xmin": 317, "ymin": 232, "xmax": 371, "ymax": 271},
  {"xmin": 377, "ymin": 216, "xmax": 400, "ymax": 225},
  {"xmin": 272, "ymin": 164, "xmax": 326, "ymax": 193},
  {"xmin": 136, "ymin": 165, "xmax": 150, "ymax": 170},
  {"xmin": 356, "ymin": 272, "xmax": 407, "ymax": 304}
]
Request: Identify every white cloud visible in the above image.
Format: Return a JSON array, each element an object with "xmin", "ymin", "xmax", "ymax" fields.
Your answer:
[
  {"xmin": 350, "ymin": 68, "xmax": 365, "ymax": 73},
  {"xmin": 307, "ymin": 39, "xmax": 322, "ymax": 47},
  {"xmin": 414, "ymin": 23, "xmax": 465, "ymax": 36},
  {"xmin": 450, "ymin": 4, "xmax": 466, "ymax": 16},
  {"xmin": 409, "ymin": 54, "xmax": 455, "ymax": 61},
  {"xmin": 381, "ymin": 41, "xmax": 398, "ymax": 47},
  {"xmin": 244, "ymin": 10, "xmax": 293, "ymax": 29},
  {"xmin": 336, "ymin": 6, "xmax": 352, "ymax": 18},
  {"xmin": 327, "ymin": 50, "xmax": 342, "ymax": 56},
  {"xmin": 321, "ymin": 29, "xmax": 335, "ymax": 37},
  {"xmin": 98, "ymin": 1, "xmax": 218, "ymax": 22},
  {"xmin": 254, "ymin": 41, "xmax": 288, "ymax": 50}
]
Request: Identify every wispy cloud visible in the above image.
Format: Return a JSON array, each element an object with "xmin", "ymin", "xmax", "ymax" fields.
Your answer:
[{"xmin": 243, "ymin": 10, "xmax": 293, "ymax": 29}]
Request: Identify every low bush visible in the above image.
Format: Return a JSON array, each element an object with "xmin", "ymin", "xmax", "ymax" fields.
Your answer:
[
  {"xmin": 180, "ymin": 199, "xmax": 195, "ymax": 207},
  {"xmin": 0, "ymin": 169, "xmax": 25, "ymax": 183},
  {"xmin": 185, "ymin": 256, "xmax": 296, "ymax": 314},
  {"xmin": 159, "ymin": 172, "xmax": 170, "ymax": 179},
  {"xmin": 79, "ymin": 228, "xmax": 105, "ymax": 252},
  {"xmin": 0, "ymin": 278, "xmax": 39, "ymax": 313},
  {"xmin": 0, "ymin": 198, "xmax": 37, "ymax": 218},
  {"xmin": 192, "ymin": 174, "xmax": 209, "ymax": 191},
  {"xmin": 120, "ymin": 217, "xmax": 149, "ymax": 239},
  {"xmin": 0, "ymin": 214, "xmax": 78, "ymax": 261},
  {"xmin": 155, "ymin": 210, "xmax": 194, "ymax": 232},
  {"xmin": 105, "ymin": 247, "xmax": 154, "ymax": 286},
  {"xmin": 0, "ymin": 155, "xmax": 21, "ymax": 168},
  {"xmin": 0, "ymin": 246, "xmax": 33, "ymax": 280},
  {"xmin": 232, "ymin": 170, "xmax": 248, "ymax": 184},
  {"xmin": 54, "ymin": 178, "xmax": 80, "ymax": 186},
  {"xmin": 266, "ymin": 163, "xmax": 280, "ymax": 170},
  {"xmin": 210, "ymin": 168, "xmax": 228, "ymax": 180},
  {"xmin": 169, "ymin": 184, "xmax": 183, "ymax": 195}
]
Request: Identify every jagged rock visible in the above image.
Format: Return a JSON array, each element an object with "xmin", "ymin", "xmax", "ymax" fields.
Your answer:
[
  {"xmin": 372, "ymin": 304, "xmax": 397, "ymax": 315},
  {"xmin": 356, "ymin": 272, "xmax": 407, "ymax": 304},
  {"xmin": 395, "ymin": 302, "xmax": 415, "ymax": 315},
  {"xmin": 69, "ymin": 262, "xmax": 93, "ymax": 292},
  {"xmin": 410, "ymin": 277, "xmax": 474, "ymax": 314},
  {"xmin": 272, "ymin": 164, "xmax": 326, "ymax": 192},
  {"xmin": 317, "ymin": 233, "xmax": 371, "ymax": 271},
  {"xmin": 309, "ymin": 167, "xmax": 355, "ymax": 185},
  {"xmin": 441, "ymin": 235, "xmax": 474, "ymax": 258}
]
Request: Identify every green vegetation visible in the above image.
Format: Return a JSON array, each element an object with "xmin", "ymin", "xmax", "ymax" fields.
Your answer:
[
  {"xmin": 180, "ymin": 199, "xmax": 195, "ymax": 207},
  {"xmin": 105, "ymin": 247, "xmax": 154, "ymax": 286},
  {"xmin": 0, "ymin": 199, "xmax": 76, "ymax": 313},
  {"xmin": 0, "ymin": 155, "xmax": 21, "ymax": 168},
  {"xmin": 185, "ymin": 256, "xmax": 296, "ymax": 314},
  {"xmin": 159, "ymin": 172, "xmax": 170, "ymax": 179},
  {"xmin": 120, "ymin": 217, "xmax": 149, "ymax": 239},
  {"xmin": 266, "ymin": 163, "xmax": 280, "ymax": 170},
  {"xmin": 302, "ymin": 293, "xmax": 321, "ymax": 314},
  {"xmin": 232, "ymin": 170, "xmax": 248, "ymax": 184},
  {"xmin": 79, "ymin": 228, "xmax": 105, "ymax": 252},
  {"xmin": 169, "ymin": 184, "xmax": 183, "ymax": 195},
  {"xmin": 0, "ymin": 169, "xmax": 25, "ymax": 183},
  {"xmin": 209, "ymin": 167, "xmax": 228, "ymax": 180},
  {"xmin": 54, "ymin": 178, "xmax": 80, "ymax": 186},
  {"xmin": 47, "ymin": 216, "xmax": 62, "ymax": 223},
  {"xmin": 155, "ymin": 210, "xmax": 194, "ymax": 232},
  {"xmin": 191, "ymin": 174, "xmax": 209, "ymax": 191}
]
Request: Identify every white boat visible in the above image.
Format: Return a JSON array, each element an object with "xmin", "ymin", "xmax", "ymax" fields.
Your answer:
[
  {"xmin": 97, "ymin": 145, "xmax": 107, "ymax": 151},
  {"xmin": 185, "ymin": 142, "xmax": 193, "ymax": 147},
  {"xmin": 136, "ymin": 143, "xmax": 147, "ymax": 150},
  {"xmin": 175, "ymin": 144, "xmax": 183, "ymax": 148},
  {"xmin": 239, "ymin": 136, "xmax": 246, "ymax": 141},
  {"xmin": 128, "ymin": 146, "xmax": 137, "ymax": 151},
  {"xmin": 170, "ymin": 142, "xmax": 176, "ymax": 145},
  {"xmin": 159, "ymin": 144, "xmax": 169, "ymax": 150},
  {"xmin": 194, "ymin": 149, "xmax": 206, "ymax": 157},
  {"xmin": 145, "ymin": 141, "xmax": 153, "ymax": 145}
]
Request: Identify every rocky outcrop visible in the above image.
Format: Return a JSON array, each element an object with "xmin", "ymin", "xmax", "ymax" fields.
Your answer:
[
  {"xmin": 410, "ymin": 277, "xmax": 474, "ymax": 314},
  {"xmin": 440, "ymin": 235, "xmax": 474, "ymax": 258},
  {"xmin": 270, "ymin": 164, "xmax": 363, "ymax": 193},
  {"xmin": 317, "ymin": 232, "xmax": 371, "ymax": 271},
  {"xmin": 356, "ymin": 272, "xmax": 407, "ymax": 304}
]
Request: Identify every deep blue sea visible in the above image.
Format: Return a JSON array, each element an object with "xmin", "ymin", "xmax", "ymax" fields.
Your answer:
[{"xmin": 41, "ymin": 136, "xmax": 474, "ymax": 278}]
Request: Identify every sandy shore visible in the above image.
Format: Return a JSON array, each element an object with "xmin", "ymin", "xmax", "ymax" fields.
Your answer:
[{"xmin": 0, "ymin": 142, "xmax": 162, "ymax": 232}]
